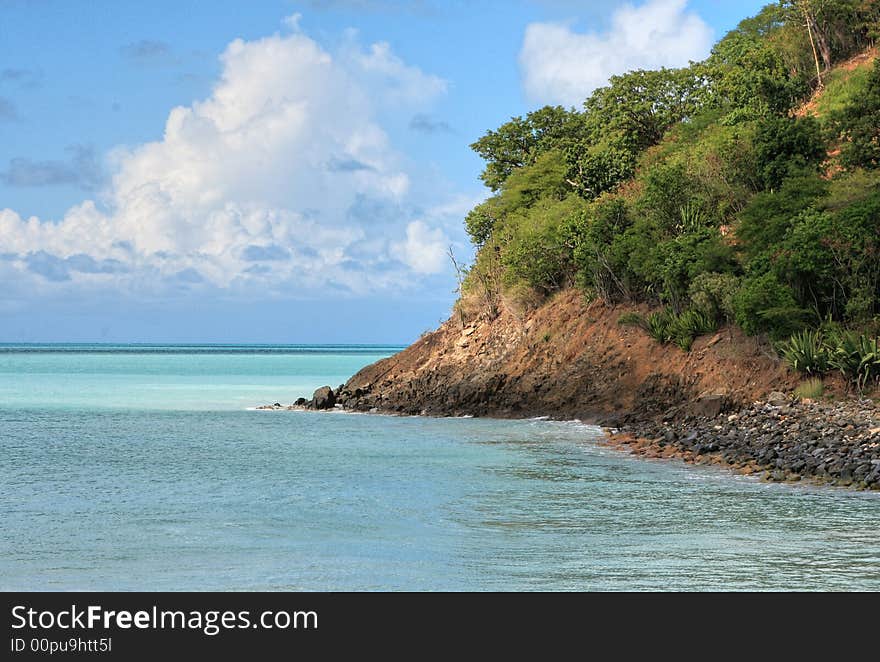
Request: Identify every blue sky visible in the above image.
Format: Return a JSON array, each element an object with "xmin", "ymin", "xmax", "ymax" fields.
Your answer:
[{"xmin": 0, "ymin": 0, "xmax": 767, "ymax": 343}]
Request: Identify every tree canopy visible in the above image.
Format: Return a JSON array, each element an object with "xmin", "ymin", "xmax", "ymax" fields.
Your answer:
[{"xmin": 460, "ymin": 0, "xmax": 880, "ymax": 348}]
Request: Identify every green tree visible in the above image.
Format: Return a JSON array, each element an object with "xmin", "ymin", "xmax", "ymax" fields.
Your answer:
[
  {"xmin": 734, "ymin": 271, "xmax": 808, "ymax": 338},
  {"xmin": 470, "ymin": 106, "xmax": 583, "ymax": 191},
  {"xmin": 564, "ymin": 140, "xmax": 636, "ymax": 200},
  {"xmin": 753, "ymin": 114, "xmax": 825, "ymax": 190},
  {"xmin": 706, "ymin": 5, "xmax": 809, "ymax": 116},
  {"xmin": 832, "ymin": 58, "xmax": 880, "ymax": 169},
  {"xmin": 779, "ymin": 1, "xmax": 880, "ymax": 84},
  {"xmin": 582, "ymin": 67, "xmax": 709, "ymax": 152},
  {"xmin": 736, "ymin": 169, "xmax": 827, "ymax": 252}
]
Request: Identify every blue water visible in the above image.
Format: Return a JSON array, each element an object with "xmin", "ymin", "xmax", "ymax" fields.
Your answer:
[{"xmin": 1, "ymin": 345, "xmax": 879, "ymax": 591}]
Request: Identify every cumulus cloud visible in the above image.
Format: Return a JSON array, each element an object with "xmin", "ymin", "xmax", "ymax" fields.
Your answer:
[
  {"xmin": 519, "ymin": 0, "xmax": 713, "ymax": 107},
  {"xmin": 0, "ymin": 19, "xmax": 461, "ymax": 296},
  {"xmin": 392, "ymin": 220, "xmax": 448, "ymax": 274}
]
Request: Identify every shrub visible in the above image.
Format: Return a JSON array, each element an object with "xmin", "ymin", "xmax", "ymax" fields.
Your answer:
[
  {"xmin": 688, "ymin": 272, "xmax": 739, "ymax": 324},
  {"xmin": 653, "ymin": 229, "xmax": 737, "ymax": 310},
  {"xmin": 733, "ymin": 271, "xmax": 808, "ymax": 339},
  {"xmin": 736, "ymin": 170, "xmax": 827, "ymax": 252},
  {"xmin": 500, "ymin": 194, "xmax": 586, "ymax": 294},
  {"xmin": 828, "ymin": 331, "xmax": 880, "ymax": 393},
  {"xmin": 752, "ymin": 115, "xmax": 824, "ymax": 191},
  {"xmin": 645, "ymin": 309, "xmax": 677, "ymax": 344},
  {"xmin": 779, "ymin": 330, "xmax": 829, "ymax": 375}
]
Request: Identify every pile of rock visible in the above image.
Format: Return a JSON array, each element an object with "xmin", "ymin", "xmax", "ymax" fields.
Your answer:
[
  {"xmin": 619, "ymin": 392, "xmax": 880, "ymax": 489},
  {"xmin": 257, "ymin": 385, "xmax": 343, "ymax": 411}
]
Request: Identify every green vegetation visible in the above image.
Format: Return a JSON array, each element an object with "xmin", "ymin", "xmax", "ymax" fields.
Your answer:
[
  {"xmin": 828, "ymin": 331, "xmax": 880, "ymax": 391},
  {"xmin": 780, "ymin": 329, "xmax": 880, "ymax": 392},
  {"xmin": 780, "ymin": 329, "xmax": 830, "ymax": 374},
  {"xmin": 794, "ymin": 377, "xmax": 825, "ymax": 399},
  {"xmin": 458, "ymin": 1, "xmax": 880, "ymax": 376},
  {"xmin": 617, "ymin": 307, "xmax": 719, "ymax": 352}
]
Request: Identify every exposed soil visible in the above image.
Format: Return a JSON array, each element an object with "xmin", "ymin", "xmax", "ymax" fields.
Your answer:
[
  {"xmin": 271, "ymin": 289, "xmax": 880, "ymax": 490},
  {"xmin": 332, "ymin": 290, "xmax": 795, "ymax": 425}
]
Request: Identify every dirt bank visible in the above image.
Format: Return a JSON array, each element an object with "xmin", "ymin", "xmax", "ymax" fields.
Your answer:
[
  {"xmin": 334, "ymin": 290, "xmax": 794, "ymax": 424},
  {"xmin": 275, "ymin": 289, "xmax": 879, "ymax": 490}
]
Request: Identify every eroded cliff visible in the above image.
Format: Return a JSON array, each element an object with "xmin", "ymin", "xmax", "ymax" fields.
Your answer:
[{"xmin": 334, "ymin": 290, "xmax": 795, "ymax": 424}]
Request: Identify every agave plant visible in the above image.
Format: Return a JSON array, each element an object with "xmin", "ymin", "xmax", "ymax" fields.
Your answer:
[
  {"xmin": 645, "ymin": 309, "xmax": 676, "ymax": 344},
  {"xmin": 854, "ymin": 335, "xmax": 880, "ymax": 392},
  {"xmin": 827, "ymin": 331, "xmax": 880, "ymax": 393},
  {"xmin": 779, "ymin": 329, "xmax": 829, "ymax": 375},
  {"xmin": 674, "ymin": 308, "xmax": 718, "ymax": 337},
  {"xmin": 677, "ymin": 202, "xmax": 708, "ymax": 234}
]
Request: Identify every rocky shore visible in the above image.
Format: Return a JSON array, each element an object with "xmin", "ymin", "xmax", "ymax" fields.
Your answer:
[
  {"xmin": 256, "ymin": 291, "xmax": 879, "ymax": 491},
  {"xmin": 263, "ymin": 383, "xmax": 880, "ymax": 490},
  {"xmin": 610, "ymin": 393, "xmax": 880, "ymax": 490}
]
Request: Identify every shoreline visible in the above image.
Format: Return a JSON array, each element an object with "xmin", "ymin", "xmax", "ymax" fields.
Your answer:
[
  {"xmin": 262, "ymin": 384, "xmax": 880, "ymax": 492},
  {"xmin": 609, "ymin": 394, "xmax": 880, "ymax": 491}
]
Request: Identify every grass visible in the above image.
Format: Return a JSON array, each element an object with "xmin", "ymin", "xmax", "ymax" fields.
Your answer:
[
  {"xmin": 814, "ymin": 65, "xmax": 873, "ymax": 122},
  {"xmin": 794, "ymin": 377, "xmax": 824, "ymax": 400}
]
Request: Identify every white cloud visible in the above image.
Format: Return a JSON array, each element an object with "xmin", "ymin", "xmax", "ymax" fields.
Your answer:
[
  {"xmin": 392, "ymin": 220, "xmax": 448, "ymax": 274},
  {"xmin": 0, "ymin": 18, "xmax": 459, "ymax": 297},
  {"xmin": 519, "ymin": 0, "xmax": 713, "ymax": 107}
]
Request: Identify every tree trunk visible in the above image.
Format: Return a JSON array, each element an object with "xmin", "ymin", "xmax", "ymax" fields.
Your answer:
[
  {"xmin": 800, "ymin": 1, "xmax": 824, "ymax": 86},
  {"xmin": 808, "ymin": 14, "xmax": 833, "ymax": 71}
]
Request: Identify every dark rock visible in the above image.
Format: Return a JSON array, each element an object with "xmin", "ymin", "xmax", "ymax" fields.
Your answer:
[
  {"xmin": 687, "ymin": 394, "xmax": 728, "ymax": 419},
  {"xmin": 767, "ymin": 391, "xmax": 788, "ymax": 406},
  {"xmin": 311, "ymin": 386, "xmax": 336, "ymax": 410}
]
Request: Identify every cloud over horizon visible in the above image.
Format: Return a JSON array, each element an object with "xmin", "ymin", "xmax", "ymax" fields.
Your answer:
[
  {"xmin": 519, "ymin": 0, "xmax": 714, "ymax": 107},
  {"xmin": 0, "ymin": 18, "xmax": 466, "ymax": 300}
]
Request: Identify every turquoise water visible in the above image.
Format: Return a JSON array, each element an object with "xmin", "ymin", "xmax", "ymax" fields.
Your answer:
[{"xmin": 1, "ymin": 345, "xmax": 879, "ymax": 591}]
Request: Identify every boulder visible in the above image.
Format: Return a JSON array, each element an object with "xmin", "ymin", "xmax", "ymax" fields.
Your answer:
[
  {"xmin": 767, "ymin": 391, "xmax": 788, "ymax": 406},
  {"xmin": 687, "ymin": 394, "xmax": 728, "ymax": 419},
  {"xmin": 311, "ymin": 386, "xmax": 336, "ymax": 410}
]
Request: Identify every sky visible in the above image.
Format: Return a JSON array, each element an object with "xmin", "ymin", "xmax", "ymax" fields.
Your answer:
[{"xmin": 0, "ymin": 0, "xmax": 768, "ymax": 343}]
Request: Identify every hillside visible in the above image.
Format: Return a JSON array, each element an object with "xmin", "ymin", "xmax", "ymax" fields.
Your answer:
[
  {"xmin": 326, "ymin": 5, "xmax": 880, "ymax": 422},
  {"xmin": 453, "ymin": 4, "xmax": 880, "ymax": 398},
  {"xmin": 335, "ymin": 291, "xmax": 794, "ymax": 423},
  {"xmin": 286, "ymin": 4, "xmax": 880, "ymax": 489}
]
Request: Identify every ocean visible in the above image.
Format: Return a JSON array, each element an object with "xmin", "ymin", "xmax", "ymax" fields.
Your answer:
[{"xmin": 2, "ymin": 344, "xmax": 879, "ymax": 591}]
